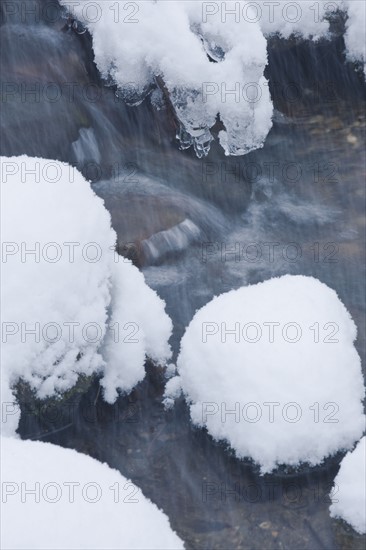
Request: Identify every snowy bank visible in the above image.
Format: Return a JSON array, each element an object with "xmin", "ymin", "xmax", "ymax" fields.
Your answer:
[
  {"xmin": 1, "ymin": 155, "xmax": 172, "ymax": 431},
  {"xmin": 330, "ymin": 436, "xmax": 366, "ymax": 534},
  {"xmin": 0, "ymin": 436, "xmax": 183, "ymax": 549},
  {"xmin": 171, "ymin": 275, "xmax": 365, "ymax": 473}
]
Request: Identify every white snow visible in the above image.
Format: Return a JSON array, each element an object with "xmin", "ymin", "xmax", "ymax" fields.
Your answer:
[
  {"xmin": 61, "ymin": 0, "xmax": 273, "ymax": 157},
  {"xmin": 256, "ymin": 0, "xmax": 340, "ymax": 39},
  {"xmin": 256, "ymin": 0, "xmax": 365, "ymax": 75},
  {"xmin": 1, "ymin": 156, "xmax": 180, "ymax": 549},
  {"xmin": 173, "ymin": 275, "xmax": 365, "ymax": 473},
  {"xmin": 343, "ymin": 0, "xmax": 366, "ymax": 76},
  {"xmin": 101, "ymin": 259, "xmax": 173, "ymax": 403},
  {"xmin": 60, "ymin": 0, "xmax": 365, "ymax": 159},
  {"xmin": 0, "ymin": 436, "xmax": 183, "ymax": 549},
  {"xmin": 1, "ymin": 155, "xmax": 172, "ymax": 424},
  {"xmin": 164, "ymin": 375, "xmax": 183, "ymax": 409},
  {"xmin": 330, "ymin": 436, "xmax": 366, "ymax": 534}
]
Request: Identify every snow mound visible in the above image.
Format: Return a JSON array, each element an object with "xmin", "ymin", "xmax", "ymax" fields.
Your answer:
[
  {"xmin": 173, "ymin": 275, "xmax": 365, "ymax": 473},
  {"xmin": 61, "ymin": 0, "xmax": 273, "ymax": 157},
  {"xmin": 1, "ymin": 155, "xmax": 172, "ymax": 426},
  {"xmin": 0, "ymin": 436, "xmax": 183, "ymax": 549},
  {"xmin": 330, "ymin": 436, "xmax": 366, "ymax": 534}
]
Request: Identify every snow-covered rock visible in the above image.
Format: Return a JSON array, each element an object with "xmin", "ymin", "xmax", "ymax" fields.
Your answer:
[
  {"xmin": 61, "ymin": 0, "xmax": 273, "ymax": 157},
  {"xmin": 172, "ymin": 275, "xmax": 365, "ymax": 473},
  {"xmin": 256, "ymin": 0, "xmax": 365, "ymax": 75},
  {"xmin": 330, "ymin": 436, "xmax": 366, "ymax": 534},
  {"xmin": 60, "ymin": 1, "xmax": 365, "ymax": 160},
  {"xmin": 0, "ymin": 436, "xmax": 184, "ymax": 549},
  {"xmin": 1, "ymin": 155, "xmax": 172, "ymax": 427},
  {"xmin": 1, "ymin": 156, "xmax": 180, "ymax": 548}
]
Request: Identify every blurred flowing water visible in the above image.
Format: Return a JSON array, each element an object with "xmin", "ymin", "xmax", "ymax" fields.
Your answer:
[{"xmin": 2, "ymin": 2, "xmax": 365, "ymax": 549}]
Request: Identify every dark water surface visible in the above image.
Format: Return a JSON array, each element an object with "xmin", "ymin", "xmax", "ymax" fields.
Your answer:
[{"xmin": 2, "ymin": 3, "xmax": 365, "ymax": 549}]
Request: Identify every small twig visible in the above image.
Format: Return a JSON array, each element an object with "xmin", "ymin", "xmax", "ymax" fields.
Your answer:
[
  {"xmin": 93, "ymin": 385, "xmax": 101, "ymax": 406},
  {"xmin": 27, "ymin": 422, "xmax": 74, "ymax": 441}
]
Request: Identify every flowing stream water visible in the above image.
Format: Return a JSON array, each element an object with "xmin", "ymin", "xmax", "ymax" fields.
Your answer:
[{"xmin": 2, "ymin": 3, "xmax": 365, "ymax": 549}]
